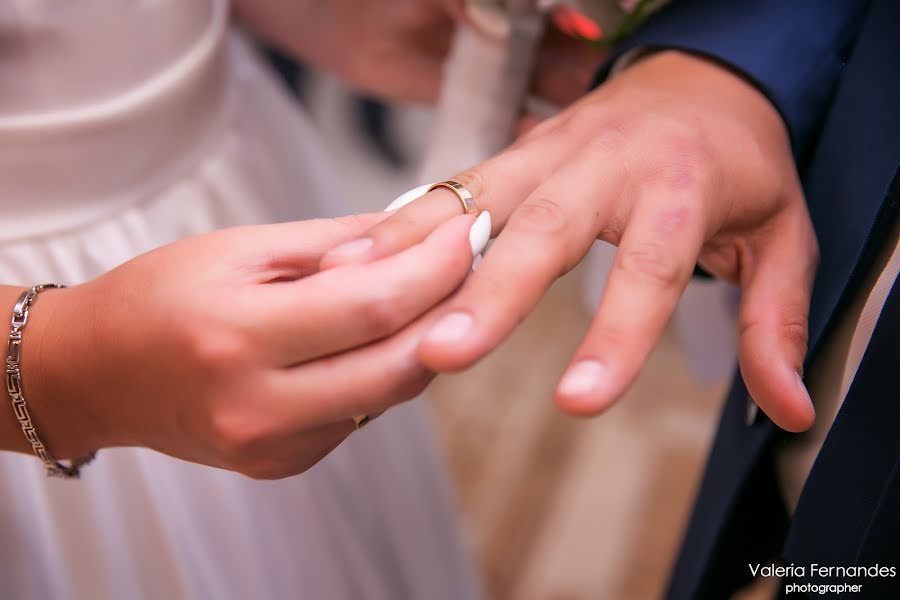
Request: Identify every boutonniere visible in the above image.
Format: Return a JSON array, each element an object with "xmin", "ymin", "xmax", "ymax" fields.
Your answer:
[
  {"xmin": 552, "ymin": 0, "xmax": 668, "ymax": 47},
  {"xmin": 465, "ymin": 0, "xmax": 666, "ymax": 46}
]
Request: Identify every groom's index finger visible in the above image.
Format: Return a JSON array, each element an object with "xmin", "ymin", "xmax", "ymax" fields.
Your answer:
[{"xmin": 319, "ymin": 185, "xmax": 464, "ymax": 270}]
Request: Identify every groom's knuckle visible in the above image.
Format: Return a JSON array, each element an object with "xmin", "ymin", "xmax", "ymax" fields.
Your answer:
[
  {"xmin": 570, "ymin": 102, "xmax": 616, "ymax": 131},
  {"xmin": 510, "ymin": 196, "xmax": 569, "ymax": 236},
  {"xmin": 587, "ymin": 122, "xmax": 629, "ymax": 153},
  {"xmin": 517, "ymin": 112, "xmax": 564, "ymax": 144},
  {"xmin": 616, "ymin": 240, "xmax": 683, "ymax": 288},
  {"xmin": 781, "ymin": 313, "xmax": 809, "ymax": 351},
  {"xmin": 650, "ymin": 132, "xmax": 716, "ymax": 192}
]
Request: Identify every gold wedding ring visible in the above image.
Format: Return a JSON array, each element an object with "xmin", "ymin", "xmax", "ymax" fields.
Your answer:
[
  {"xmin": 353, "ymin": 415, "xmax": 371, "ymax": 430},
  {"xmin": 428, "ymin": 180, "xmax": 479, "ymax": 215}
]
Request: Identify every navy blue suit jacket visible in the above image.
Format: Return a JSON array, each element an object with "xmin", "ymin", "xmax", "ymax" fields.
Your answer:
[{"xmin": 596, "ymin": 1, "xmax": 900, "ymax": 597}]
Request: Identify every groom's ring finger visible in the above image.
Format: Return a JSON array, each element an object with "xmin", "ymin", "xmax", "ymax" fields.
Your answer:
[
  {"xmin": 428, "ymin": 180, "xmax": 480, "ymax": 214},
  {"xmin": 320, "ymin": 171, "xmax": 498, "ymax": 270},
  {"xmin": 319, "ymin": 133, "xmax": 578, "ymax": 270},
  {"xmin": 319, "ymin": 185, "xmax": 469, "ymax": 269}
]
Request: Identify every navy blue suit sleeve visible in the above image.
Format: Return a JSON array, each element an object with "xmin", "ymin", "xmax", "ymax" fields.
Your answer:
[{"xmin": 593, "ymin": 0, "xmax": 869, "ymax": 161}]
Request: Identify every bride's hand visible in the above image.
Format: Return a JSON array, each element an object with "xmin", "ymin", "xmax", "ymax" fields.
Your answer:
[
  {"xmin": 21, "ymin": 213, "xmax": 482, "ymax": 479},
  {"xmin": 320, "ymin": 50, "xmax": 820, "ymax": 433},
  {"xmin": 232, "ymin": 0, "xmax": 603, "ymax": 105}
]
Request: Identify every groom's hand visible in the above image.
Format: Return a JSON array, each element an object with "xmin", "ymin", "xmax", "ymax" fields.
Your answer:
[
  {"xmin": 322, "ymin": 50, "xmax": 819, "ymax": 433},
  {"xmin": 233, "ymin": 0, "xmax": 602, "ymax": 105}
]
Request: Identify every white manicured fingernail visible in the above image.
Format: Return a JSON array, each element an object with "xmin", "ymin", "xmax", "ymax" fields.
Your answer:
[
  {"xmin": 384, "ymin": 183, "xmax": 433, "ymax": 212},
  {"xmin": 424, "ymin": 312, "xmax": 473, "ymax": 346},
  {"xmin": 469, "ymin": 211, "xmax": 492, "ymax": 257},
  {"xmin": 471, "ymin": 254, "xmax": 483, "ymax": 272},
  {"xmin": 466, "ymin": 3, "xmax": 511, "ymax": 39},
  {"xmin": 558, "ymin": 360, "xmax": 606, "ymax": 397},
  {"xmin": 327, "ymin": 237, "xmax": 373, "ymax": 259}
]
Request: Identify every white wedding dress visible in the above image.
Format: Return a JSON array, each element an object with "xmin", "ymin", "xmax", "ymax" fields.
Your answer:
[{"xmin": 0, "ymin": 2, "xmax": 478, "ymax": 599}]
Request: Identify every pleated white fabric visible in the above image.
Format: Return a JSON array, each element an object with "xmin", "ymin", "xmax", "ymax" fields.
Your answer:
[{"xmin": 0, "ymin": 2, "xmax": 479, "ymax": 599}]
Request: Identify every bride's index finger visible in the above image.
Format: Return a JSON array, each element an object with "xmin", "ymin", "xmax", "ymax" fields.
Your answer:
[{"xmin": 259, "ymin": 212, "xmax": 491, "ymax": 365}]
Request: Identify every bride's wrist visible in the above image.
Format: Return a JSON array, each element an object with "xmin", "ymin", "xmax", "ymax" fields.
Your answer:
[{"xmin": 2, "ymin": 284, "xmax": 112, "ymax": 459}]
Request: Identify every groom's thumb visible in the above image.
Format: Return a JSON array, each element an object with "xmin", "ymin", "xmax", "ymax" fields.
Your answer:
[{"xmin": 736, "ymin": 215, "xmax": 818, "ymax": 432}]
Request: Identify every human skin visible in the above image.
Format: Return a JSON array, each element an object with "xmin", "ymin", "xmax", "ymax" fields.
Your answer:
[
  {"xmin": 1, "ymin": 0, "xmax": 595, "ymax": 478},
  {"xmin": 0, "ymin": 214, "xmax": 483, "ymax": 479},
  {"xmin": 321, "ymin": 50, "xmax": 820, "ymax": 433},
  {"xmin": 231, "ymin": 0, "xmax": 603, "ymax": 105}
]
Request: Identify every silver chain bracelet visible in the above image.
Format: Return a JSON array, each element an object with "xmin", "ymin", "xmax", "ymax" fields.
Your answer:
[{"xmin": 5, "ymin": 284, "xmax": 95, "ymax": 478}]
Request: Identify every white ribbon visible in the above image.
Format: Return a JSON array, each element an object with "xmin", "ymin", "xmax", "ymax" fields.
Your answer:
[{"xmin": 418, "ymin": 0, "xmax": 549, "ymax": 181}]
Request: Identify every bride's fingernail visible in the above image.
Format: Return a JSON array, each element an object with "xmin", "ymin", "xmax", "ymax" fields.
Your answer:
[
  {"xmin": 424, "ymin": 312, "xmax": 473, "ymax": 346},
  {"xmin": 384, "ymin": 183, "xmax": 433, "ymax": 212},
  {"xmin": 327, "ymin": 237, "xmax": 373, "ymax": 259},
  {"xmin": 557, "ymin": 360, "xmax": 606, "ymax": 397},
  {"xmin": 469, "ymin": 211, "xmax": 492, "ymax": 257}
]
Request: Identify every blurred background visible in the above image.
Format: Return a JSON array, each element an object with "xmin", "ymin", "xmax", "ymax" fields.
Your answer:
[{"xmin": 268, "ymin": 49, "xmax": 739, "ymax": 599}]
